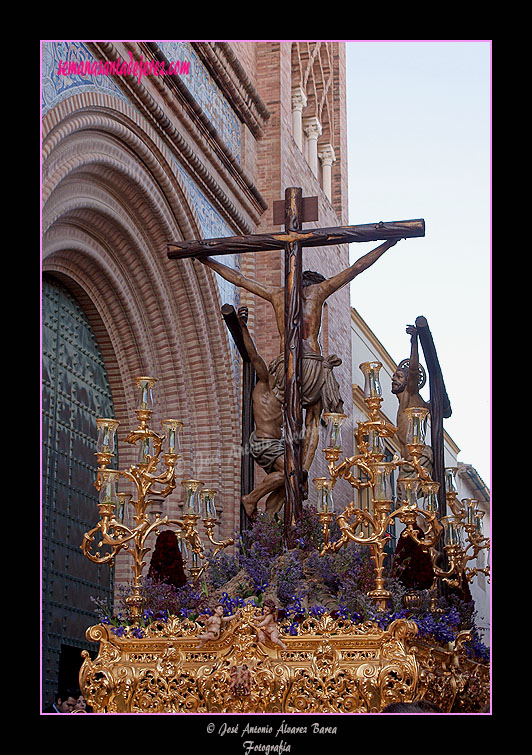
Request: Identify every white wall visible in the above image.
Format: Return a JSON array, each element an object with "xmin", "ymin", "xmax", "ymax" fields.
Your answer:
[{"xmin": 350, "ymin": 308, "xmax": 490, "ymax": 647}]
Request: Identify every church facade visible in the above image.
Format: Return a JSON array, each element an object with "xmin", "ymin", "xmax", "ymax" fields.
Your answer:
[{"xmin": 41, "ymin": 41, "xmax": 353, "ymax": 703}]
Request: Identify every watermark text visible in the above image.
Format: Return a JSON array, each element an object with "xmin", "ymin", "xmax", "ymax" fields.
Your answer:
[{"xmin": 56, "ymin": 51, "xmax": 190, "ymax": 85}]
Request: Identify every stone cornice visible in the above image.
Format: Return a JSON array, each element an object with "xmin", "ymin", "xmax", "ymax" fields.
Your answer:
[
  {"xmin": 86, "ymin": 41, "xmax": 267, "ymax": 235},
  {"xmin": 191, "ymin": 41, "xmax": 270, "ymax": 138}
]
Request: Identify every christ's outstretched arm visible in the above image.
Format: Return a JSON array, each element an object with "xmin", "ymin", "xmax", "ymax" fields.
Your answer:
[
  {"xmin": 197, "ymin": 256, "xmax": 279, "ymax": 302},
  {"xmin": 316, "ymin": 239, "xmax": 399, "ymax": 301}
]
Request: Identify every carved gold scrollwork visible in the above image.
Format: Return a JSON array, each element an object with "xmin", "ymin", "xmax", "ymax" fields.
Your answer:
[
  {"xmin": 79, "ymin": 613, "xmax": 489, "ymax": 713},
  {"xmin": 285, "ymin": 641, "xmax": 371, "ymax": 713}
]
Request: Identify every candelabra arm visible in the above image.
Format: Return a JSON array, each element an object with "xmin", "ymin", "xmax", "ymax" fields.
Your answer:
[
  {"xmin": 204, "ymin": 520, "xmax": 234, "ymax": 551},
  {"xmin": 431, "ymin": 545, "xmax": 463, "ymax": 586},
  {"xmin": 320, "ymin": 529, "xmax": 350, "ymax": 556},
  {"xmin": 140, "ymin": 466, "xmax": 178, "ymax": 500},
  {"xmin": 126, "ymin": 427, "xmax": 163, "ymax": 449},
  {"xmin": 329, "ymin": 458, "xmax": 349, "ymax": 480},
  {"xmin": 81, "ymin": 517, "xmax": 136, "ymax": 564},
  {"xmin": 333, "ymin": 504, "xmax": 387, "ymax": 546},
  {"xmin": 465, "ymin": 565, "xmax": 490, "ymax": 584},
  {"xmin": 166, "ymin": 517, "xmax": 204, "ymax": 556},
  {"xmin": 336, "ymin": 455, "xmax": 375, "ymax": 490},
  {"xmin": 396, "ymin": 507, "xmax": 443, "ymax": 550},
  {"xmin": 121, "ymin": 460, "xmax": 176, "ymax": 510},
  {"xmin": 406, "ymin": 451, "xmax": 432, "ymax": 485},
  {"xmin": 81, "ymin": 527, "xmax": 118, "ymax": 565}
]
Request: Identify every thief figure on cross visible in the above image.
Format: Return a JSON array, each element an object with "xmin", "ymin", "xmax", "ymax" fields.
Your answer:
[{"xmin": 236, "ymin": 305, "xmax": 285, "ymax": 520}]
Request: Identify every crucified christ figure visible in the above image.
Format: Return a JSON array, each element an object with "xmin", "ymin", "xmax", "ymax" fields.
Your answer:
[{"xmin": 197, "ymin": 238, "xmax": 399, "ymax": 472}]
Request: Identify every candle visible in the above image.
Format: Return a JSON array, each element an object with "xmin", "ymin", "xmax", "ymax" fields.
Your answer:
[
  {"xmin": 397, "ymin": 477, "xmax": 420, "ymax": 508},
  {"xmin": 200, "ymin": 489, "xmax": 218, "ymax": 519},
  {"xmin": 135, "ymin": 376, "xmax": 156, "ymax": 411},
  {"xmin": 442, "ymin": 516, "xmax": 463, "ymax": 547},
  {"xmin": 360, "ymin": 361, "xmax": 383, "ymax": 399},
  {"xmin": 182, "ymin": 480, "xmax": 203, "ymax": 515},
  {"xmin": 323, "ymin": 412, "xmax": 347, "ymax": 450},
  {"xmin": 372, "ymin": 463, "xmax": 394, "ymax": 501},
  {"xmin": 162, "ymin": 419, "xmax": 183, "ymax": 454},
  {"xmin": 313, "ymin": 477, "xmax": 335, "ymax": 513},
  {"xmin": 99, "ymin": 469, "xmax": 120, "ymax": 505},
  {"xmin": 96, "ymin": 418, "xmax": 119, "ymax": 454},
  {"xmin": 405, "ymin": 407, "xmax": 429, "ymax": 446},
  {"xmin": 444, "ymin": 467, "xmax": 458, "ymax": 494}
]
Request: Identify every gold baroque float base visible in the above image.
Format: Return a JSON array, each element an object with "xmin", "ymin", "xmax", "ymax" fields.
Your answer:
[{"xmin": 79, "ymin": 604, "xmax": 489, "ymax": 713}]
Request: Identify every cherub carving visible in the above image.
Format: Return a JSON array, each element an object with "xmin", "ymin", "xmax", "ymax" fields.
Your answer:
[
  {"xmin": 252, "ymin": 599, "xmax": 287, "ymax": 651},
  {"xmin": 196, "ymin": 604, "xmax": 239, "ymax": 648}
]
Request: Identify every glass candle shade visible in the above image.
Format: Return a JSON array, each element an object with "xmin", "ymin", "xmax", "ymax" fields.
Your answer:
[
  {"xmin": 116, "ymin": 492, "xmax": 132, "ymax": 523},
  {"xmin": 360, "ymin": 361, "xmax": 383, "ymax": 398},
  {"xmin": 200, "ymin": 488, "xmax": 218, "ymax": 519},
  {"xmin": 372, "ymin": 462, "xmax": 395, "ymax": 501},
  {"xmin": 190, "ymin": 550, "xmax": 200, "ymax": 570},
  {"xmin": 397, "ymin": 477, "xmax": 420, "ymax": 508},
  {"xmin": 462, "ymin": 498, "xmax": 479, "ymax": 525},
  {"xmin": 177, "ymin": 534, "xmax": 189, "ymax": 564},
  {"xmin": 441, "ymin": 515, "xmax": 464, "ymax": 548},
  {"xmin": 99, "ymin": 469, "xmax": 120, "ymax": 506},
  {"xmin": 444, "ymin": 467, "xmax": 458, "ymax": 495},
  {"xmin": 405, "ymin": 407, "xmax": 429, "ymax": 446},
  {"xmin": 422, "ymin": 481, "xmax": 440, "ymax": 513},
  {"xmin": 149, "ymin": 498, "xmax": 164, "ymax": 518},
  {"xmin": 313, "ymin": 477, "xmax": 335, "ymax": 513},
  {"xmin": 322, "ymin": 412, "xmax": 347, "ymax": 450},
  {"xmin": 96, "ymin": 418, "xmax": 119, "ymax": 454},
  {"xmin": 162, "ymin": 419, "xmax": 183, "ymax": 455},
  {"xmin": 135, "ymin": 376, "xmax": 156, "ymax": 411},
  {"xmin": 366, "ymin": 428, "xmax": 384, "ymax": 457},
  {"xmin": 474, "ymin": 509, "xmax": 485, "ymax": 536},
  {"xmin": 182, "ymin": 479, "xmax": 203, "ymax": 515},
  {"xmin": 137, "ymin": 435, "xmax": 154, "ymax": 464}
]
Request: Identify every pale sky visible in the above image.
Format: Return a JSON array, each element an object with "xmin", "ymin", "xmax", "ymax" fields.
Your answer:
[{"xmin": 344, "ymin": 40, "xmax": 491, "ymax": 487}]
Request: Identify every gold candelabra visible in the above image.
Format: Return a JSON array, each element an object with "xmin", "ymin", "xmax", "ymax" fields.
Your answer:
[
  {"xmin": 314, "ymin": 361, "xmax": 443, "ymax": 611},
  {"xmin": 81, "ymin": 376, "xmax": 233, "ymax": 622},
  {"xmin": 430, "ymin": 466, "xmax": 490, "ymax": 590}
]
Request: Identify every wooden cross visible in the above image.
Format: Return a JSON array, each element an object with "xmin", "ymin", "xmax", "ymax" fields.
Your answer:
[
  {"xmin": 414, "ymin": 315, "xmax": 452, "ymax": 584},
  {"xmin": 168, "ymin": 187, "xmax": 425, "ymax": 546},
  {"xmin": 220, "ymin": 303, "xmax": 256, "ymax": 535}
]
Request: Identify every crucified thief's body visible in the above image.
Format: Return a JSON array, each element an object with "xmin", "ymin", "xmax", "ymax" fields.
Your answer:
[
  {"xmin": 237, "ymin": 307, "xmax": 284, "ymax": 519},
  {"xmin": 391, "ymin": 324, "xmax": 433, "ymax": 479},
  {"xmin": 197, "ymin": 239, "xmax": 399, "ymax": 471}
]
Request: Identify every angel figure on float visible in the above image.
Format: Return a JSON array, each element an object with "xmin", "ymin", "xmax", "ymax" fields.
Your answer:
[
  {"xmin": 251, "ymin": 599, "xmax": 287, "ymax": 650},
  {"xmin": 196, "ymin": 604, "xmax": 240, "ymax": 648}
]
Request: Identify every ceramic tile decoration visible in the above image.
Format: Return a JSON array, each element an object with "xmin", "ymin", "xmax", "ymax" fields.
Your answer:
[
  {"xmin": 170, "ymin": 160, "xmax": 242, "ymax": 394},
  {"xmin": 41, "ymin": 41, "xmax": 129, "ymax": 113},
  {"xmin": 156, "ymin": 41, "xmax": 242, "ymax": 165}
]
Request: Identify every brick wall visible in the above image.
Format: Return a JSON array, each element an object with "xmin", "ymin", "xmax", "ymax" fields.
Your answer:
[{"xmin": 241, "ymin": 41, "xmax": 354, "ymax": 507}]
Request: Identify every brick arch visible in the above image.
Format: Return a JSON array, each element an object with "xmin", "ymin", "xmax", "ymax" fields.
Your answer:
[{"xmin": 42, "ymin": 98, "xmax": 241, "ymax": 550}]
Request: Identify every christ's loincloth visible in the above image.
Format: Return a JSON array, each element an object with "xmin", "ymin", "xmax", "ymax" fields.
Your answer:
[
  {"xmin": 268, "ymin": 350, "xmax": 344, "ymax": 413},
  {"xmin": 248, "ymin": 431, "xmax": 284, "ymax": 474}
]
